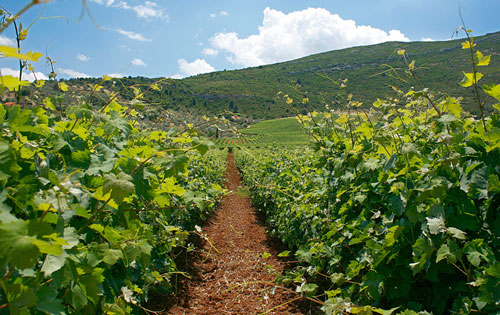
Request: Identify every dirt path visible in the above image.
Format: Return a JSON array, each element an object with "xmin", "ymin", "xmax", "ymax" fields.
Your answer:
[{"xmin": 167, "ymin": 153, "xmax": 304, "ymax": 315}]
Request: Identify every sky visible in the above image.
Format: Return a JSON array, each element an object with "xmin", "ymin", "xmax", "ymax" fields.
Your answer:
[{"xmin": 0, "ymin": 0, "xmax": 499, "ymax": 81}]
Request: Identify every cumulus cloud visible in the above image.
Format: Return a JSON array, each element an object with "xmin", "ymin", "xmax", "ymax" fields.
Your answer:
[
  {"xmin": 421, "ymin": 37, "xmax": 434, "ymax": 42},
  {"xmin": 76, "ymin": 54, "xmax": 90, "ymax": 61},
  {"xmin": 209, "ymin": 7, "xmax": 410, "ymax": 67},
  {"xmin": 131, "ymin": 58, "xmax": 146, "ymax": 66},
  {"xmin": 58, "ymin": 68, "xmax": 91, "ymax": 78},
  {"xmin": 115, "ymin": 28, "xmax": 151, "ymax": 42},
  {"xmin": 1, "ymin": 67, "xmax": 48, "ymax": 82},
  {"xmin": 0, "ymin": 35, "xmax": 15, "ymax": 46},
  {"xmin": 172, "ymin": 58, "xmax": 215, "ymax": 79},
  {"xmin": 202, "ymin": 48, "xmax": 219, "ymax": 57},
  {"xmin": 90, "ymin": 0, "xmax": 167, "ymax": 20}
]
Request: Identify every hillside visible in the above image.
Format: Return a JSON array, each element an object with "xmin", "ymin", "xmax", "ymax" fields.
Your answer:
[
  {"xmin": 181, "ymin": 31, "xmax": 500, "ymax": 118},
  {"xmin": 21, "ymin": 31, "xmax": 500, "ymax": 121}
]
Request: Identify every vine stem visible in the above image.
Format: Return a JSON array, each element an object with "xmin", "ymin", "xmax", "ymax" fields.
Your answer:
[
  {"xmin": 76, "ymin": 196, "xmax": 112, "ymax": 234},
  {"xmin": 462, "ymin": 29, "xmax": 487, "ymax": 131},
  {"xmin": 401, "ymin": 53, "xmax": 442, "ymax": 117},
  {"xmin": 0, "ymin": 1, "xmax": 52, "ymax": 34}
]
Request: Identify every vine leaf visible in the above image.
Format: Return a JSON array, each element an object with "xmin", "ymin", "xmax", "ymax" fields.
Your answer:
[
  {"xmin": 483, "ymin": 83, "xmax": 500, "ymax": 102},
  {"xmin": 459, "ymin": 72, "xmax": 483, "ymax": 87},
  {"xmin": 476, "ymin": 51, "xmax": 491, "ymax": 66},
  {"xmin": 103, "ymin": 172, "xmax": 135, "ymax": 204},
  {"xmin": 0, "ymin": 45, "xmax": 43, "ymax": 61},
  {"xmin": 0, "ymin": 220, "xmax": 40, "ymax": 269}
]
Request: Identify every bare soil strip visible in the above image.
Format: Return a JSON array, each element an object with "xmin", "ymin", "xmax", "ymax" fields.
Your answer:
[{"xmin": 167, "ymin": 153, "xmax": 304, "ymax": 315}]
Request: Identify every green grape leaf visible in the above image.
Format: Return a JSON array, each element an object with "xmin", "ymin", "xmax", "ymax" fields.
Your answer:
[
  {"xmin": 489, "ymin": 174, "xmax": 500, "ymax": 193},
  {"xmin": 476, "ymin": 51, "xmax": 491, "ymax": 66},
  {"xmin": 373, "ymin": 306, "xmax": 401, "ymax": 315},
  {"xmin": 411, "ymin": 238, "xmax": 434, "ymax": 274},
  {"xmin": 0, "ymin": 220, "xmax": 40, "ymax": 269},
  {"xmin": 58, "ymin": 82, "xmax": 69, "ymax": 92},
  {"xmin": 0, "ymin": 75, "xmax": 31, "ymax": 91},
  {"xmin": 192, "ymin": 138, "xmax": 212, "ymax": 155},
  {"xmin": 32, "ymin": 236, "xmax": 66, "ymax": 256},
  {"xmin": 464, "ymin": 239, "xmax": 491, "ymax": 267},
  {"xmin": 159, "ymin": 177, "xmax": 187, "ymax": 197},
  {"xmin": 427, "ymin": 217, "xmax": 445, "ymax": 234},
  {"xmin": 459, "ymin": 72, "xmax": 483, "ymax": 87},
  {"xmin": 103, "ymin": 172, "xmax": 135, "ymax": 204},
  {"xmin": 43, "ymin": 97, "xmax": 57, "ymax": 111},
  {"xmin": 436, "ymin": 244, "xmax": 453, "ymax": 263},
  {"xmin": 278, "ymin": 250, "xmax": 291, "ymax": 257},
  {"xmin": 102, "ymin": 248, "xmax": 124, "ymax": 265},
  {"xmin": 0, "ymin": 45, "xmax": 43, "ymax": 61},
  {"xmin": 401, "ymin": 143, "xmax": 419, "ymax": 155},
  {"xmin": 35, "ymin": 286, "xmax": 65, "ymax": 314},
  {"xmin": 0, "ymin": 190, "xmax": 16, "ymax": 223},
  {"xmin": 70, "ymin": 284, "xmax": 88, "ymax": 310},
  {"xmin": 385, "ymin": 225, "xmax": 404, "ymax": 246},
  {"xmin": 350, "ymin": 306, "xmax": 374, "ymax": 314},
  {"xmin": 41, "ymin": 253, "xmax": 68, "ymax": 276},
  {"xmin": 461, "ymin": 40, "xmax": 476, "ymax": 49},
  {"xmin": 447, "ymin": 227, "xmax": 467, "ymax": 240},
  {"xmin": 3, "ymin": 282, "xmax": 37, "ymax": 313},
  {"xmin": 439, "ymin": 97, "xmax": 463, "ymax": 118},
  {"xmin": 362, "ymin": 271, "xmax": 384, "ymax": 302},
  {"xmin": 298, "ymin": 283, "xmax": 318, "ymax": 297},
  {"xmin": 483, "ymin": 83, "xmax": 500, "ymax": 102}
]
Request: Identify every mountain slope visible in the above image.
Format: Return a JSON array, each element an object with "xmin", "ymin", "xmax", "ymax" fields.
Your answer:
[{"xmin": 64, "ymin": 31, "xmax": 500, "ymax": 120}]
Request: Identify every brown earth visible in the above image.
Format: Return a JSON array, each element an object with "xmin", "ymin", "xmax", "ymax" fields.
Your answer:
[{"xmin": 165, "ymin": 153, "xmax": 309, "ymax": 315}]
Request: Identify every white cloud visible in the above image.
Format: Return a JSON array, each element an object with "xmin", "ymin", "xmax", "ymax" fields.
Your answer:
[
  {"xmin": 1, "ymin": 67, "xmax": 48, "ymax": 82},
  {"xmin": 90, "ymin": 0, "xmax": 167, "ymax": 20},
  {"xmin": 115, "ymin": 28, "xmax": 151, "ymax": 42},
  {"xmin": 210, "ymin": 7, "xmax": 409, "ymax": 67},
  {"xmin": 131, "ymin": 58, "xmax": 146, "ymax": 66},
  {"xmin": 107, "ymin": 73, "xmax": 124, "ymax": 78},
  {"xmin": 0, "ymin": 35, "xmax": 15, "ymax": 46},
  {"xmin": 76, "ymin": 54, "xmax": 90, "ymax": 62},
  {"xmin": 172, "ymin": 58, "xmax": 215, "ymax": 78},
  {"xmin": 421, "ymin": 37, "xmax": 434, "ymax": 42},
  {"xmin": 133, "ymin": 1, "xmax": 168, "ymax": 20},
  {"xmin": 58, "ymin": 68, "xmax": 91, "ymax": 78},
  {"xmin": 210, "ymin": 10, "xmax": 229, "ymax": 18},
  {"xmin": 202, "ymin": 48, "xmax": 219, "ymax": 57}
]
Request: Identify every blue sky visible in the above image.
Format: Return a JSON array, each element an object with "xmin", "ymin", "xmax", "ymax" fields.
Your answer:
[{"xmin": 1, "ymin": 0, "xmax": 499, "ymax": 80}]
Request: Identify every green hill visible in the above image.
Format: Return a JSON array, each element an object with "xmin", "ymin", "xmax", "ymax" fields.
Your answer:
[{"xmin": 56, "ymin": 31, "xmax": 500, "ymax": 120}]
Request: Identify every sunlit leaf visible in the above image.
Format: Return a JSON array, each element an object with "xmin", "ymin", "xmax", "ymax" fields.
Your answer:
[
  {"xmin": 58, "ymin": 81, "xmax": 69, "ymax": 92},
  {"xmin": 459, "ymin": 72, "xmax": 483, "ymax": 87},
  {"xmin": 0, "ymin": 45, "xmax": 43, "ymax": 61},
  {"xmin": 483, "ymin": 83, "xmax": 500, "ymax": 102},
  {"xmin": 0, "ymin": 75, "xmax": 31, "ymax": 91},
  {"xmin": 476, "ymin": 51, "xmax": 491, "ymax": 66},
  {"xmin": 461, "ymin": 40, "xmax": 476, "ymax": 49}
]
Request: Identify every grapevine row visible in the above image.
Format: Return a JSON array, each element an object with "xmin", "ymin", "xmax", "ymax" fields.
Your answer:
[
  {"xmin": 0, "ymin": 96, "xmax": 226, "ymax": 313},
  {"xmin": 234, "ymin": 42, "xmax": 500, "ymax": 313}
]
